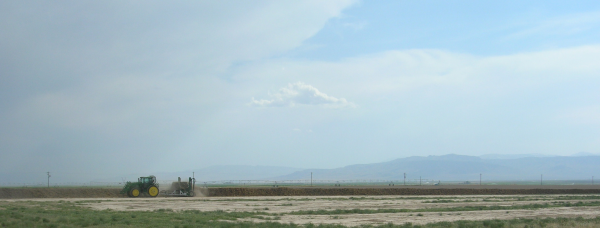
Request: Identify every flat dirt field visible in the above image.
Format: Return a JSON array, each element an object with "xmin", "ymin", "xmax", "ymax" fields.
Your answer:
[
  {"xmin": 3, "ymin": 186, "xmax": 600, "ymax": 226},
  {"xmin": 3, "ymin": 185, "xmax": 600, "ymax": 198},
  {"xmin": 4, "ymin": 194, "xmax": 600, "ymax": 226}
]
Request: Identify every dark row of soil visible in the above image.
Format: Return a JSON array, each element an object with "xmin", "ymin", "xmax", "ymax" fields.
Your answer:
[
  {"xmin": 208, "ymin": 187, "xmax": 600, "ymax": 197},
  {"xmin": 2, "ymin": 186, "xmax": 600, "ymax": 198},
  {"xmin": 0, "ymin": 188, "xmax": 122, "ymax": 199}
]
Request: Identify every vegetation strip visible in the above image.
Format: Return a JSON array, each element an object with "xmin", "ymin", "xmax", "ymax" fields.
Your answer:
[
  {"xmin": 422, "ymin": 195, "xmax": 600, "ymax": 203},
  {"xmin": 0, "ymin": 201, "xmax": 272, "ymax": 228},
  {"xmin": 2, "ymin": 200, "xmax": 600, "ymax": 227},
  {"xmin": 410, "ymin": 217, "xmax": 600, "ymax": 228},
  {"xmin": 287, "ymin": 201, "xmax": 600, "ymax": 215}
]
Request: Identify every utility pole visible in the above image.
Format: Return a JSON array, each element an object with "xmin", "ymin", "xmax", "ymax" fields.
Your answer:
[
  {"xmin": 593, "ymin": 176, "xmax": 594, "ymax": 185},
  {"xmin": 420, "ymin": 176, "xmax": 421, "ymax": 186},
  {"xmin": 47, "ymin": 172, "xmax": 51, "ymax": 188},
  {"xmin": 404, "ymin": 173, "xmax": 406, "ymax": 185},
  {"xmin": 480, "ymin": 173, "xmax": 482, "ymax": 186},
  {"xmin": 541, "ymin": 174, "xmax": 543, "ymax": 186},
  {"xmin": 311, "ymin": 172, "xmax": 313, "ymax": 187}
]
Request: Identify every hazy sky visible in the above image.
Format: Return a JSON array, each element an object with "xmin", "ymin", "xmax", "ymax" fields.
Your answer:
[{"xmin": 2, "ymin": 1, "xmax": 600, "ymax": 182}]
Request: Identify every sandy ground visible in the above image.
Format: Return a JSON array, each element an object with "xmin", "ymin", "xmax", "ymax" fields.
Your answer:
[
  {"xmin": 268, "ymin": 207, "xmax": 600, "ymax": 226},
  {"xmin": 5, "ymin": 194, "xmax": 600, "ymax": 226}
]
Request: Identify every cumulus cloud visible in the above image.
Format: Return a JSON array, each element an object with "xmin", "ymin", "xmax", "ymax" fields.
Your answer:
[{"xmin": 250, "ymin": 82, "xmax": 355, "ymax": 108}]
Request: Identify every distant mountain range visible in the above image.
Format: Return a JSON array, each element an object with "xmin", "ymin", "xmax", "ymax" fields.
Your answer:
[
  {"xmin": 274, "ymin": 154, "xmax": 600, "ymax": 181},
  {"xmin": 21, "ymin": 154, "xmax": 599, "ymax": 185},
  {"xmin": 479, "ymin": 152, "xmax": 598, "ymax": 159},
  {"xmin": 478, "ymin": 153, "xmax": 553, "ymax": 159}
]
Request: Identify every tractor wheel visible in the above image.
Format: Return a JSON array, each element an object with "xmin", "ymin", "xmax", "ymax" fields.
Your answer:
[
  {"xmin": 188, "ymin": 190, "xmax": 195, "ymax": 197},
  {"xmin": 129, "ymin": 187, "xmax": 141, "ymax": 197},
  {"xmin": 148, "ymin": 186, "xmax": 159, "ymax": 197}
]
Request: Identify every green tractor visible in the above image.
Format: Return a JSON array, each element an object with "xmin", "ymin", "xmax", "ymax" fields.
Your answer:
[{"xmin": 120, "ymin": 175, "xmax": 160, "ymax": 197}]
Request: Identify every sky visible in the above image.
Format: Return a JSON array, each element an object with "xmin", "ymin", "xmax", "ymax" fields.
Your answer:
[{"xmin": 1, "ymin": 0, "xmax": 600, "ymax": 183}]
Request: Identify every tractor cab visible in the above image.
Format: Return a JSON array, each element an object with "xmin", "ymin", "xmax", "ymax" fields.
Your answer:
[
  {"xmin": 139, "ymin": 176, "xmax": 156, "ymax": 184},
  {"xmin": 139, "ymin": 176, "xmax": 157, "ymax": 189}
]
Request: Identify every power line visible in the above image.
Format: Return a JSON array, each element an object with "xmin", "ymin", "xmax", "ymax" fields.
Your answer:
[{"xmin": 47, "ymin": 172, "xmax": 51, "ymax": 188}]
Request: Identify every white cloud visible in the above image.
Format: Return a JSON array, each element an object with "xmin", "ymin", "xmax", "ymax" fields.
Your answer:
[
  {"xmin": 250, "ymin": 82, "xmax": 355, "ymax": 108},
  {"xmin": 238, "ymin": 45, "xmax": 600, "ymax": 99},
  {"xmin": 505, "ymin": 11, "xmax": 600, "ymax": 40}
]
